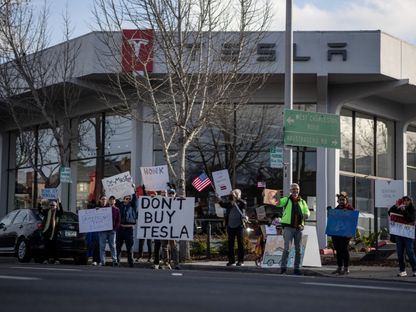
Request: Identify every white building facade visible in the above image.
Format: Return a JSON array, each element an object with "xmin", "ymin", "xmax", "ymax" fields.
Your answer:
[{"xmin": 1, "ymin": 30, "xmax": 416, "ymax": 248}]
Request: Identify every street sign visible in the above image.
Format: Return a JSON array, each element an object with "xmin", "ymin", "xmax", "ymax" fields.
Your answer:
[
  {"xmin": 283, "ymin": 109, "xmax": 341, "ymax": 149},
  {"xmin": 270, "ymin": 147, "xmax": 283, "ymax": 168},
  {"xmin": 60, "ymin": 167, "xmax": 72, "ymax": 183}
]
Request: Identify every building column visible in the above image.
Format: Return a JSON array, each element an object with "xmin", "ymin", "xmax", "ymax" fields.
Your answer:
[
  {"xmin": 69, "ymin": 117, "xmax": 80, "ymax": 213},
  {"xmin": 0, "ymin": 132, "xmax": 11, "ymax": 217},
  {"xmin": 131, "ymin": 104, "xmax": 154, "ymax": 184}
]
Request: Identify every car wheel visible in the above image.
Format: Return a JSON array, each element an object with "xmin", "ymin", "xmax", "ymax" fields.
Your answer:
[
  {"xmin": 17, "ymin": 238, "xmax": 31, "ymax": 262},
  {"xmin": 267, "ymin": 259, "xmax": 274, "ymax": 267},
  {"xmin": 74, "ymin": 253, "xmax": 88, "ymax": 265}
]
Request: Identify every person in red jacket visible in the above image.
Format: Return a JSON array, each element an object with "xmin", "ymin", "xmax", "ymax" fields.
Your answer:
[{"xmin": 330, "ymin": 192, "xmax": 355, "ymax": 275}]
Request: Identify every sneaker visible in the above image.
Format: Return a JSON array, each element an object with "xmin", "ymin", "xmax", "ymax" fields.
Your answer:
[
  {"xmin": 91, "ymin": 262, "xmax": 98, "ymax": 266},
  {"xmin": 152, "ymin": 264, "xmax": 160, "ymax": 270},
  {"xmin": 280, "ymin": 268, "xmax": 287, "ymax": 274},
  {"xmin": 162, "ymin": 263, "xmax": 172, "ymax": 270},
  {"xmin": 397, "ymin": 271, "xmax": 407, "ymax": 277},
  {"xmin": 236, "ymin": 262, "xmax": 244, "ymax": 267},
  {"xmin": 332, "ymin": 267, "xmax": 342, "ymax": 274},
  {"xmin": 343, "ymin": 268, "xmax": 350, "ymax": 275},
  {"xmin": 98, "ymin": 262, "xmax": 104, "ymax": 266},
  {"xmin": 226, "ymin": 262, "xmax": 236, "ymax": 267}
]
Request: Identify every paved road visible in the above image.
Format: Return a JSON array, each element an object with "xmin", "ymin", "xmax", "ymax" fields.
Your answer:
[{"xmin": 0, "ymin": 261, "xmax": 415, "ymax": 312}]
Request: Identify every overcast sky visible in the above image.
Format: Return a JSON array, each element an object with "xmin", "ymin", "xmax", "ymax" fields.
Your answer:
[{"xmin": 45, "ymin": 0, "xmax": 416, "ymax": 45}]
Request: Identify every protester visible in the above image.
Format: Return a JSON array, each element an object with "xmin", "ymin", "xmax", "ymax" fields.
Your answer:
[
  {"xmin": 38, "ymin": 200, "xmax": 63, "ymax": 264},
  {"xmin": 388, "ymin": 196, "xmax": 416, "ymax": 277},
  {"xmin": 98, "ymin": 195, "xmax": 121, "ymax": 266},
  {"xmin": 116, "ymin": 191, "xmax": 138, "ymax": 267},
  {"xmin": 86, "ymin": 200, "xmax": 101, "ymax": 266},
  {"xmin": 277, "ymin": 183, "xmax": 309, "ymax": 275},
  {"xmin": 159, "ymin": 188, "xmax": 180, "ymax": 270},
  {"xmin": 152, "ymin": 190, "xmax": 166, "ymax": 269},
  {"xmin": 330, "ymin": 192, "xmax": 355, "ymax": 275},
  {"xmin": 218, "ymin": 189, "xmax": 248, "ymax": 267}
]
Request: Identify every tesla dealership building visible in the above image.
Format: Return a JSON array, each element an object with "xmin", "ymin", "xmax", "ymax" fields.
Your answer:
[{"xmin": 1, "ymin": 30, "xmax": 416, "ymax": 248}]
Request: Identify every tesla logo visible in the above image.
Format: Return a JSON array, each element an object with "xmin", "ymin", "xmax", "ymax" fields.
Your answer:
[{"xmin": 122, "ymin": 29, "xmax": 154, "ymax": 74}]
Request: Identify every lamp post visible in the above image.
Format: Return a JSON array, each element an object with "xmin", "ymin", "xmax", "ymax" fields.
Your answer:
[{"xmin": 283, "ymin": 0, "xmax": 293, "ymax": 195}]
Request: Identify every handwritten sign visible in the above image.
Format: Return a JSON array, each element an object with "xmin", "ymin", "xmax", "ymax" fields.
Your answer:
[
  {"xmin": 78, "ymin": 208, "xmax": 113, "ymax": 233},
  {"xmin": 375, "ymin": 180, "xmax": 404, "ymax": 208},
  {"xmin": 41, "ymin": 188, "xmax": 59, "ymax": 200},
  {"xmin": 261, "ymin": 235, "xmax": 308, "ymax": 268},
  {"xmin": 140, "ymin": 165, "xmax": 169, "ymax": 191},
  {"xmin": 389, "ymin": 213, "xmax": 415, "ymax": 239},
  {"xmin": 137, "ymin": 196, "xmax": 195, "ymax": 240},
  {"xmin": 212, "ymin": 169, "xmax": 232, "ymax": 197},
  {"xmin": 325, "ymin": 209, "xmax": 359, "ymax": 237},
  {"xmin": 102, "ymin": 171, "xmax": 134, "ymax": 199},
  {"xmin": 263, "ymin": 189, "xmax": 280, "ymax": 205}
]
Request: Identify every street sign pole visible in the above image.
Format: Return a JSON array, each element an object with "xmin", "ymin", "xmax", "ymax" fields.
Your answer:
[{"xmin": 283, "ymin": 0, "xmax": 293, "ymax": 196}]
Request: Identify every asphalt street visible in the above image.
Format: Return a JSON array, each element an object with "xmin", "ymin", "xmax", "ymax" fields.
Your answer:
[{"xmin": 0, "ymin": 261, "xmax": 415, "ymax": 312}]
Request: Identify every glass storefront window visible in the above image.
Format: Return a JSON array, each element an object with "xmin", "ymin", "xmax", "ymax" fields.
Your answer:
[
  {"xmin": 340, "ymin": 110, "xmax": 353, "ymax": 172},
  {"xmin": 356, "ymin": 177, "xmax": 373, "ymax": 235},
  {"xmin": 105, "ymin": 114, "xmax": 132, "ymax": 155},
  {"xmin": 355, "ymin": 113, "xmax": 374, "ymax": 176},
  {"xmin": 78, "ymin": 115, "xmax": 103, "ymax": 159},
  {"xmin": 15, "ymin": 168, "xmax": 34, "ymax": 209},
  {"xmin": 75, "ymin": 158, "xmax": 97, "ymax": 210},
  {"xmin": 376, "ymin": 118, "xmax": 394, "ymax": 178}
]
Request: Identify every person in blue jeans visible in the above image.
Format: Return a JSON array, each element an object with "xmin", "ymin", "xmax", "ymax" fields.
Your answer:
[
  {"xmin": 98, "ymin": 195, "xmax": 121, "ymax": 266},
  {"xmin": 388, "ymin": 196, "xmax": 416, "ymax": 277},
  {"xmin": 116, "ymin": 192, "xmax": 138, "ymax": 267}
]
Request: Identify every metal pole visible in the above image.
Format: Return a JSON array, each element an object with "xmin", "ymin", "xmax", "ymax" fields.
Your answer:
[{"xmin": 283, "ymin": 0, "xmax": 293, "ymax": 195}]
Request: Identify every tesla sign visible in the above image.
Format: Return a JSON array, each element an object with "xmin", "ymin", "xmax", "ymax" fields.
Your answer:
[{"xmin": 122, "ymin": 29, "xmax": 154, "ymax": 75}]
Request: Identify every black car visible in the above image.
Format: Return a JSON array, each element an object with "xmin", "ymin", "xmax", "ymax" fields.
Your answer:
[{"xmin": 0, "ymin": 208, "xmax": 88, "ymax": 264}]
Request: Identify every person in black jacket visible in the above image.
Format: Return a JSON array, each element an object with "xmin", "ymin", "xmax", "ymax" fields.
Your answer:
[
  {"xmin": 218, "ymin": 189, "xmax": 248, "ymax": 267},
  {"xmin": 388, "ymin": 196, "xmax": 416, "ymax": 277},
  {"xmin": 116, "ymin": 193, "xmax": 138, "ymax": 267},
  {"xmin": 38, "ymin": 200, "xmax": 63, "ymax": 264}
]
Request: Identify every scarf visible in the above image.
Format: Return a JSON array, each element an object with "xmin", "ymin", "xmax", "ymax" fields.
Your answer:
[{"xmin": 43, "ymin": 209, "xmax": 59, "ymax": 240}]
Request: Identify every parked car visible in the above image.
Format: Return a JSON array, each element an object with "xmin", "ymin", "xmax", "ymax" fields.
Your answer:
[{"xmin": 0, "ymin": 208, "xmax": 88, "ymax": 264}]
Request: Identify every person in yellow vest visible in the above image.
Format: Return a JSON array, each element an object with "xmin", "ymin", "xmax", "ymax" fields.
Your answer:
[{"xmin": 277, "ymin": 183, "xmax": 309, "ymax": 275}]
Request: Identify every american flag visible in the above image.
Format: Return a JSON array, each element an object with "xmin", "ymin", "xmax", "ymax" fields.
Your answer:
[{"xmin": 191, "ymin": 172, "xmax": 212, "ymax": 192}]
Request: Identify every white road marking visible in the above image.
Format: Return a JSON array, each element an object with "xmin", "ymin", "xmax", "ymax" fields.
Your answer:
[
  {"xmin": 171, "ymin": 273, "xmax": 183, "ymax": 276},
  {"xmin": 10, "ymin": 266, "xmax": 81, "ymax": 272},
  {"xmin": 302, "ymin": 282, "xmax": 416, "ymax": 293},
  {"xmin": 0, "ymin": 275, "xmax": 40, "ymax": 281}
]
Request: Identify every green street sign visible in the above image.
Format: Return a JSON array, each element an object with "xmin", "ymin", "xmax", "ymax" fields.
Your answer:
[
  {"xmin": 283, "ymin": 109, "xmax": 341, "ymax": 149},
  {"xmin": 60, "ymin": 167, "xmax": 72, "ymax": 183}
]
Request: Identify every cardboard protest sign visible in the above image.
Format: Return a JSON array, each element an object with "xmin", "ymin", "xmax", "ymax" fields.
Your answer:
[
  {"xmin": 263, "ymin": 189, "xmax": 280, "ymax": 205},
  {"xmin": 212, "ymin": 169, "xmax": 232, "ymax": 197},
  {"xmin": 325, "ymin": 209, "xmax": 359, "ymax": 237},
  {"xmin": 41, "ymin": 188, "xmax": 59, "ymax": 200},
  {"xmin": 102, "ymin": 171, "xmax": 134, "ymax": 199},
  {"xmin": 78, "ymin": 208, "xmax": 113, "ymax": 233},
  {"xmin": 140, "ymin": 165, "xmax": 169, "ymax": 191},
  {"xmin": 261, "ymin": 235, "xmax": 307, "ymax": 268},
  {"xmin": 389, "ymin": 212, "xmax": 416, "ymax": 239},
  {"xmin": 137, "ymin": 196, "xmax": 195, "ymax": 240}
]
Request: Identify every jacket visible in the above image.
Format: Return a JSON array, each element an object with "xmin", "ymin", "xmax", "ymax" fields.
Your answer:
[
  {"xmin": 219, "ymin": 199, "xmax": 247, "ymax": 228},
  {"xmin": 116, "ymin": 194, "xmax": 138, "ymax": 225},
  {"xmin": 277, "ymin": 195, "xmax": 310, "ymax": 228}
]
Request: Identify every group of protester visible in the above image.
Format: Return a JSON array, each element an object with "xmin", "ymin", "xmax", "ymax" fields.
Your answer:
[{"xmin": 38, "ymin": 179, "xmax": 416, "ymax": 277}]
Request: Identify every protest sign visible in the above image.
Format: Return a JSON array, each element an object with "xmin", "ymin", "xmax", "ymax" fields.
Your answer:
[
  {"xmin": 256, "ymin": 206, "xmax": 267, "ymax": 220},
  {"xmin": 78, "ymin": 208, "xmax": 113, "ymax": 233},
  {"xmin": 302, "ymin": 225, "xmax": 322, "ymax": 267},
  {"xmin": 375, "ymin": 180, "xmax": 403, "ymax": 208},
  {"xmin": 41, "ymin": 188, "xmax": 59, "ymax": 200},
  {"xmin": 140, "ymin": 165, "xmax": 169, "ymax": 191},
  {"xmin": 60, "ymin": 167, "xmax": 72, "ymax": 183},
  {"xmin": 325, "ymin": 209, "xmax": 359, "ymax": 237},
  {"xmin": 212, "ymin": 169, "xmax": 232, "ymax": 197},
  {"xmin": 137, "ymin": 196, "xmax": 195, "ymax": 240},
  {"xmin": 261, "ymin": 235, "xmax": 307, "ymax": 268},
  {"xmin": 102, "ymin": 171, "xmax": 134, "ymax": 199},
  {"xmin": 263, "ymin": 189, "xmax": 280, "ymax": 205},
  {"xmin": 389, "ymin": 213, "xmax": 416, "ymax": 239}
]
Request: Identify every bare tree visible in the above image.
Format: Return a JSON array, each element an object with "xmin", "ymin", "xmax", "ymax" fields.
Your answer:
[
  {"xmin": 0, "ymin": 0, "xmax": 81, "ymax": 195},
  {"xmin": 92, "ymin": 0, "xmax": 273, "ymax": 196}
]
